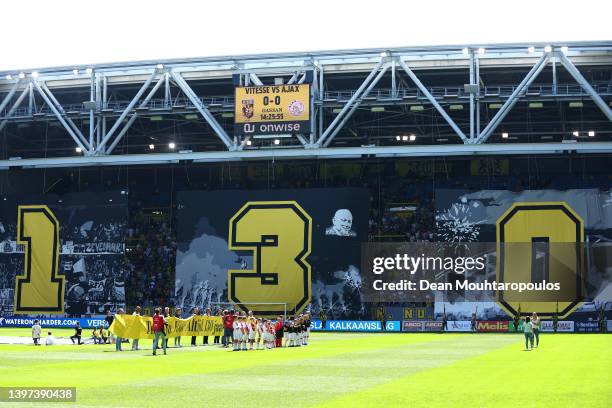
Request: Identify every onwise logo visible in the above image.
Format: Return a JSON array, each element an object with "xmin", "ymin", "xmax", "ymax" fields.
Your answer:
[{"xmin": 477, "ymin": 321, "xmax": 509, "ymax": 332}]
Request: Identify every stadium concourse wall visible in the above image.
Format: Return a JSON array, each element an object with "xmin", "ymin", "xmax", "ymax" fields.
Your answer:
[{"xmin": 0, "ymin": 154, "xmax": 610, "ymax": 325}]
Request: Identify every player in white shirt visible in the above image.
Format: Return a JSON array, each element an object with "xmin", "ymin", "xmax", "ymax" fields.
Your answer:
[
  {"xmin": 240, "ymin": 317, "xmax": 248, "ymax": 351},
  {"xmin": 31, "ymin": 320, "xmax": 42, "ymax": 346},
  {"xmin": 269, "ymin": 322, "xmax": 276, "ymax": 348},
  {"xmin": 247, "ymin": 315, "xmax": 256, "ymax": 350},
  {"xmin": 255, "ymin": 319, "xmax": 264, "ymax": 350},
  {"xmin": 232, "ymin": 318, "xmax": 241, "ymax": 351},
  {"xmin": 45, "ymin": 332, "xmax": 55, "ymax": 346}
]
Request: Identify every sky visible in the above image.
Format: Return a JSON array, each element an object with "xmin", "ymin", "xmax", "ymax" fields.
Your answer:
[{"xmin": 0, "ymin": 0, "xmax": 610, "ymax": 72}]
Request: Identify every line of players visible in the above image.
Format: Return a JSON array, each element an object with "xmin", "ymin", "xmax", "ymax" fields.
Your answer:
[{"xmin": 231, "ymin": 312, "xmax": 311, "ymax": 351}]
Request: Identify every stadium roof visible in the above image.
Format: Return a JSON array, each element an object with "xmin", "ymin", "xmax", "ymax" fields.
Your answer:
[{"xmin": 0, "ymin": 41, "xmax": 611, "ymax": 168}]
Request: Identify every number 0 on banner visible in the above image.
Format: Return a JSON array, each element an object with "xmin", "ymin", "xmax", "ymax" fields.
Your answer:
[{"xmin": 14, "ymin": 205, "xmax": 65, "ymax": 314}]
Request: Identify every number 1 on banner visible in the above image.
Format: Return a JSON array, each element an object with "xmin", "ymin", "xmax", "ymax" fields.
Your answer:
[{"xmin": 14, "ymin": 205, "xmax": 64, "ymax": 314}]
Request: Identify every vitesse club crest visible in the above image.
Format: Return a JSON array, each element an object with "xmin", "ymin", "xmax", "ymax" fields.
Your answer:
[{"xmin": 241, "ymin": 99, "xmax": 254, "ymax": 119}]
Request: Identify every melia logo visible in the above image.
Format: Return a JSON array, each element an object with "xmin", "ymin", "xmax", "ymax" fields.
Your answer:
[{"xmin": 477, "ymin": 321, "xmax": 509, "ymax": 332}]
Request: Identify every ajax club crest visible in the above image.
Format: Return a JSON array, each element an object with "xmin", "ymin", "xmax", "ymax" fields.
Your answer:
[{"xmin": 288, "ymin": 100, "xmax": 305, "ymax": 117}]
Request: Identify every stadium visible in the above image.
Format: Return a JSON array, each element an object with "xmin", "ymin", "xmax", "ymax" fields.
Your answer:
[{"xmin": 0, "ymin": 3, "xmax": 611, "ymax": 406}]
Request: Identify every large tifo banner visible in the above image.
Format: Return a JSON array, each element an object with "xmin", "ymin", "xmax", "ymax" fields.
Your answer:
[
  {"xmin": 431, "ymin": 189, "xmax": 612, "ymax": 321},
  {"xmin": 0, "ymin": 192, "xmax": 127, "ymax": 315},
  {"xmin": 109, "ymin": 315, "xmax": 224, "ymax": 339},
  {"xmin": 175, "ymin": 188, "xmax": 368, "ymax": 318}
]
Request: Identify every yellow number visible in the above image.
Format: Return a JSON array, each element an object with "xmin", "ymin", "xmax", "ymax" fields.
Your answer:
[
  {"xmin": 496, "ymin": 202, "xmax": 584, "ymax": 318},
  {"xmin": 228, "ymin": 201, "xmax": 311, "ymax": 316},
  {"xmin": 14, "ymin": 205, "xmax": 64, "ymax": 313}
]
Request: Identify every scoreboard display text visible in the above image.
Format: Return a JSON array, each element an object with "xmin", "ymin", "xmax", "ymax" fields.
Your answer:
[{"xmin": 234, "ymin": 84, "xmax": 310, "ymax": 136}]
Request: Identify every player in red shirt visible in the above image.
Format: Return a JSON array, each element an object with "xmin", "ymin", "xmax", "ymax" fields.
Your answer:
[
  {"xmin": 152, "ymin": 308, "xmax": 167, "ymax": 355},
  {"xmin": 222, "ymin": 309, "xmax": 235, "ymax": 348},
  {"xmin": 275, "ymin": 316, "xmax": 284, "ymax": 348}
]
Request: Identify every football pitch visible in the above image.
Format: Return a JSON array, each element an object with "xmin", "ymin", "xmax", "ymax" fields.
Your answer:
[{"xmin": 0, "ymin": 329, "xmax": 610, "ymax": 408}]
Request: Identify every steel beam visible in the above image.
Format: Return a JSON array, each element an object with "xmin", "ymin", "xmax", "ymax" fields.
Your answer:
[
  {"xmin": 170, "ymin": 71, "xmax": 234, "ymax": 149},
  {"xmin": 469, "ymin": 52, "xmax": 475, "ymax": 140},
  {"xmin": 2, "ymin": 142, "xmax": 611, "ymax": 169},
  {"xmin": 89, "ymin": 75, "xmax": 95, "ymax": 150},
  {"xmin": 164, "ymin": 72, "xmax": 170, "ymax": 107},
  {"xmin": 557, "ymin": 52, "xmax": 612, "ymax": 122},
  {"xmin": 238, "ymin": 135, "xmax": 251, "ymax": 150},
  {"xmin": 552, "ymin": 56, "xmax": 557, "ymax": 94},
  {"xmin": 318, "ymin": 66, "xmax": 324, "ymax": 141},
  {"xmin": 249, "ymin": 73, "xmax": 264, "ymax": 86},
  {"xmin": 476, "ymin": 53, "xmax": 550, "ymax": 143},
  {"xmin": 0, "ymin": 80, "xmax": 21, "ymax": 114},
  {"xmin": 309, "ymin": 68, "xmax": 318, "ymax": 145},
  {"xmin": 0, "ymin": 86, "xmax": 29, "ymax": 132},
  {"xmin": 97, "ymin": 70, "xmax": 157, "ymax": 152},
  {"xmin": 322, "ymin": 63, "xmax": 390, "ymax": 147},
  {"xmin": 39, "ymin": 82, "xmax": 91, "ymax": 149},
  {"xmin": 475, "ymin": 56, "xmax": 481, "ymax": 138},
  {"xmin": 295, "ymin": 133, "xmax": 308, "ymax": 145},
  {"xmin": 95, "ymin": 75, "xmax": 100, "ymax": 149},
  {"xmin": 317, "ymin": 58, "xmax": 385, "ymax": 147},
  {"xmin": 28, "ymin": 83, "xmax": 33, "ymax": 115},
  {"xmin": 106, "ymin": 76, "xmax": 165, "ymax": 154},
  {"xmin": 287, "ymin": 72, "xmax": 299, "ymax": 85},
  {"xmin": 391, "ymin": 59, "xmax": 396, "ymax": 97},
  {"xmin": 32, "ymin": 81, "xmax": 89, "ymax": 152},
  {"xmin": 397, "ymin": 58, "xmax": 469, "ymax": 143}
]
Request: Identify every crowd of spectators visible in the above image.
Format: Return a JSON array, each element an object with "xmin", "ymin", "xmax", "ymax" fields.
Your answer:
[{"xmin": 124, "ymin": 201, "xmax": 177, "ymax": 309}]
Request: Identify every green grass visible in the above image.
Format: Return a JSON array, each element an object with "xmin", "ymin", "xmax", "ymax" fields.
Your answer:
[{"xmin": 0, "ymin": 329, "xmax": 610, "ymax": 407}]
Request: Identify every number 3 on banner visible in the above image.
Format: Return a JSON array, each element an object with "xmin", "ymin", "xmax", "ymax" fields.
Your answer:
[
  {"xmin": 228, "ymin": 201, "xmax": 312, "ymax": 316},
  {"xmin": 14, "ymin": 205, "xmax": 64, "ymax": 313}
]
